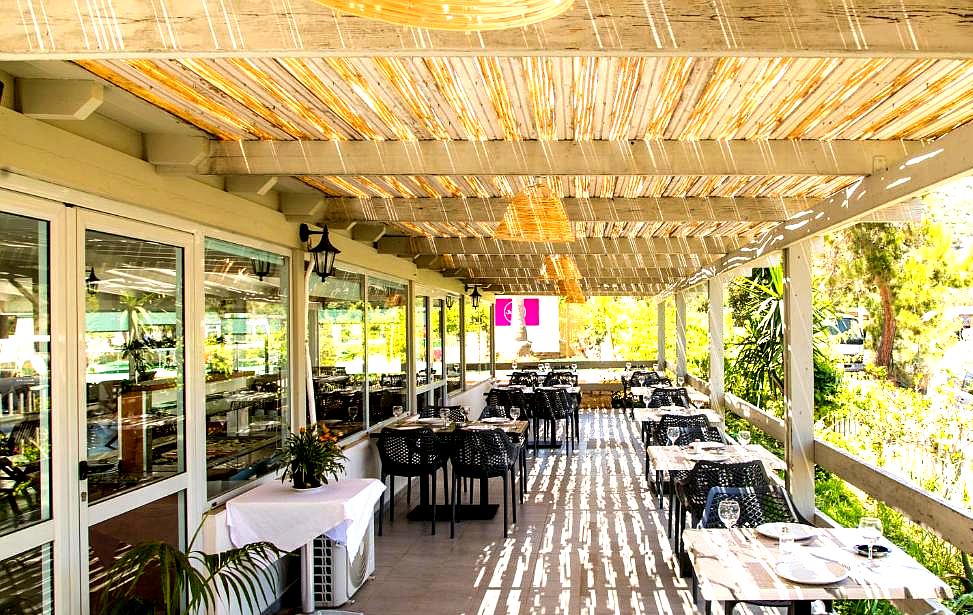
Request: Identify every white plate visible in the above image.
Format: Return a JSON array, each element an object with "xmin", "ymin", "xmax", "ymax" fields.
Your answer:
[
  {"xmin": 697, "ymin": 441, "xmax": 725, "ymax": 450},
  {"xmin": 481, "ymin": 417, "xmax": 509, "ymax": 423},
  {"xmin": 396, "ymin": 425, "xmax": 424, "ymax": 430},
  {"xmin": 417, "ymin": 417, "xmax": 441, "ymax": 424},
  {"xmin": 774, "ymin": 559, "xmax": 848, "ymax": 585},
  {"xmin": 756, "ymin": 522, "xmax": 818, "ymax": 541},
  {"xmin": 466, "ymin": 425, "xmax": 497, "ymax": 431}
]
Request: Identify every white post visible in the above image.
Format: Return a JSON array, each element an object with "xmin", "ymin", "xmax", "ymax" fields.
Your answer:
[
  {"xmin": 783, "ymin": 241, "xmax": 815, "ymax": 519},
  {"xmin": 675, "ymin": 291, "xmax": 687, "ymax": 381},
  {"xmin": 708, "ymin": 277, "xmax": 725, "ymax": 411},
  {"xmin": 657, "ymin": 301, "xmax": 666, "ymax": 369}
]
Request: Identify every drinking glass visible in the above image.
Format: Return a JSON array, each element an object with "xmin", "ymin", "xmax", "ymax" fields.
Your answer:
[
  {"xmin": 642, "ymin": 394, "xmax": 652, "ymax": 408},
  {"xmin": 509, "ymin": 406, "xmax": 521, "ymax": 421},
  {"xmin": 511, "ymin": 360, "xmax": 518, "ymax": 371},
  {"xmin": 440, "ymin": 408, "xmax": 449, "ymax": 428},
  {"xmin": 718, "ymin": 500, "xmax": 741, "ymax": 528},
  {"xmin": 859, "ymin": 517, "xmax": 883, "ymax": 564},
  {"xmin": 571, "ymin": 363, "xmax": 578, "ymax": 372},
  {"xmin": 737, "ymin": 430, "xmax": 752, "ymax": 447},
  {"xmin": 779, "ymin": 525, "xmax": 796, "ymax": 562},
  {"xmin": 676, "ymin": 375, "xmax": 686, "ymax": 387},
  {"xmin": 461, "ymin": 406, "xmax": 471, "ymax": 423},
  {"xmin": 348, "ymin": 406, "xmax": 360, "ymax": 422},
  {"xmin": 666, "ymin": 426, "xmax": 681, "ymax": 446},
  {"xmin": 625, "ymin": 362, "xmax": 632, "ymax": 372},
  {"xmin": 392, "ymin": 405, "xmax": 404, "ymax": 419},
  {"xmin": 653, "ymin": 362, "xmax": 660, "ymax": 372}
]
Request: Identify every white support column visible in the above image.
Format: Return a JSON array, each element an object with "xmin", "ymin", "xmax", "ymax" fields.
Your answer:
[
  {"xmin": 657, "ymin": 301, "xmax": 666, "ymax": 369},
  {"xmin": 675, "ymin": 291, "xmax": 687, "ymax": 381},
  {"xmin": 783, "ymin": 241, "xmax": 816, "ymax": 519},
  {"xmin": 708, "ymin": 277, "xmax": 725, "ymax": 411}
]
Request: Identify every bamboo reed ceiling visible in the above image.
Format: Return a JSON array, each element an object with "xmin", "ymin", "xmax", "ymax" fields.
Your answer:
[{"xmin": 73, "ymin": 54, "xmax": 973, "ymax": 295}]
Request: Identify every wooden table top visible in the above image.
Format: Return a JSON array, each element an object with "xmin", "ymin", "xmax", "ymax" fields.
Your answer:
[
  {"xmin": 683, "ymin": 526, "xmax": 952, "ymax": 602},
  {"xmin": 369, "ymin": 417, "xmax": 529, "ymax": 437},
  {"xmin": 645, "ymin": 444, "xmax": 786, "ymax": 472}
]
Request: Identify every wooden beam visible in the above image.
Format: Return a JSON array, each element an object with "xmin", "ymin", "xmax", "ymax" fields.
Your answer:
[
  {"xmin": 445, "ymin": 253, "xmax": 709, "ymax": 270},
  {"xmin": 675, "ymin": 291, "xmax": 687, "ymax": 380},
  {"xmin": 784, "ymin": 240, "xmax": 815, "ymax": 520},
  {"xmin": 144, "ymin": 134, "xmax": 209, "ymax": 174},
  {"xmin": 676, "ymin": 118, "xmax": 973, "ymax": 291},
  {"xmin": 412, "ymin": 254, "xmax": 441, "ymax": 269},
  {"xmin": 657, "ymin": 302, "xmax": 666, "ymax": 371},
  {"xmin": 226, "ymin": 176, "xmax": 278, "ymax": 196},
  {"xmin": 4, "ymin": 2, "xmax": 973, "ymax": 58},
  {"xmin": 467, "ymin": 276, "xmax": 670, "ymax": 286},
  {"xmin": 350, "ymin": 223, "xmax": 386, "ymax": 243},
  {"xmin": 323, "ymin": 196, "xmax": 812, "ymax": 224},
  {"xmin": 203, "ymin": 139, "xmax": 920, "ymax": 177},
  {"xmin": 489, "ymin": 283, "xmax": 665, "ymax": 295},
  {"xmin": 454, "ymin": 266, "xmax": 690, "ymax": 279},
  {"xmin": 17, "ymin": 79, "xmax": 103, "ymax": 120},
  {"xmin": 708, "ymin": 277, "xmax": 725, "ymax": 411},
  {"xmin": 377, "ymin": 236, "xmax": 739, "ymax": 257},
  {"xmin": 280, "ymin": 194, "xmax": 324, "ymax": 223}
]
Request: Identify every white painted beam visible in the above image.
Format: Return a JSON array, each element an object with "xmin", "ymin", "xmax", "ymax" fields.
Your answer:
[
  {"xmin": 226, "ymin": 175, "xmax": 278, "ymax": 196},
  {"xmin": 708, "ymin": 277, "xmax": 725, "ymax": 412},
  {"xmin": 203, "ymin": 139, "xmax": 919, "ymax": 177},
  {"xmin": 657, "ymin": 302, "xmax": 667, "ymax": 369},
  {"xmin": 675, "ymin": 119, "xmax": 973, "ymax": 292},
  {"xmin": 453, "ymin": 266, "xmax": 690, "ymax": 279},
  {"xmin": 413, "ymin": 255, "xmax": 441, "ymax": 269},
  {"xmin": 4, "ymin": 2, "xmax": 973, "ymax": 58},
  {"xmin": 17, "ymin": 78, "xmax": 103, "ymax": 120},
  {"xmin": 467, "ymin": 276, "xmax": 669, "ymax": 286},
  {"xmin": 675, "ymin": 292, "xmax": 687, "ymax": 381},
  {"xmin": 351, "ymin": 223, "xmax": 386, "ymax": 243},
  {"xmin": 784, "ymin": 241, "xmax": 815, "ymax": 520},
  {"xmin": 377, "ymin": 236, "xmax": 739, "ymax": 257},
  {"xmin": 280, "ymin": 194, "xmax": 324, "ymax": 223},
  {"xmin": 144, "ymin": 134, "xmax": 209, "ymax": 174},
  {"xmin": 446, "ymin": 253, "xmax": 707, "ymax": 270}
]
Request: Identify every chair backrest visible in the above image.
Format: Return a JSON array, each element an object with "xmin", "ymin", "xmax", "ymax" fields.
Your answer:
[
  {"xmin": 509, "ymin": 372, "xmax": 539, "ymax": 387},
  {"xmin": 683, "ymin": 460, "xmax": 770, "ymax": 518},
  {"xmin": 480, "ymin": 405, "xmax": 509, "ymax": 420},
  {"xmin": 700, "ymin": 485, "xmax": 803, "ymax": 528},
  {"xmin": 7, "ymin": 420, "xmax": 39, "ymax": 455},
  {"xmin": 376, "ymin": 427, "xmax": 442, "ymax": 473},
  {"xmin": 650, "ymin": 414, "xmax": 710, "ymax": 446},
  {"xmin": 418, "ymin": 404, "xmax": 465, "ymax": 421},
  {"xmin": 492, "ymin": 388, "xmax": 528, "ymax": 416},
  {"xmin": 648, "ymin": 387, "xmax": 692, "ymax": 408},
  {"xmin": 533, "ymin": 389, "xmax": 564, "ymax": 420},
  {"xmin": 450, "ymin": 428, "xmax": 515, "ymax": 477},
  {"xmin": 380, "ymin": 373, "xmax": 407, "ymax": 388},
  {"xmin": 543, "ymin": 371, "xmax": 578, "ymax": 387}
]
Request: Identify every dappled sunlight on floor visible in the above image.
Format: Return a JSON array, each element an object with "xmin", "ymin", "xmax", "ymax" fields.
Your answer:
[{"xmin": 348, "ymin": 408, "xmax": 704, "ymax": 615}]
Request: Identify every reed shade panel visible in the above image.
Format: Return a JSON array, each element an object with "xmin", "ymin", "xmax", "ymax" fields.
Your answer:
[
  {"xmin": 495, "ymin": 184, "xmax": 575, "ymax": 242},
  {"xmin": 542, "ymin": 255, "xmax": 582, "ymax": 281},
  {"xmin": 312, "ymin": 0, "xmax": 573, "ymax": 31},
  {"xmin": 557, "ymin": 278, "xmax": 586, "ymax": 303}
]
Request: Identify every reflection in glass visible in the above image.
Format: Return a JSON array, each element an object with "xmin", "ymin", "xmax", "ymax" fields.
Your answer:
[
  {"xmin": 368, "ymin": 277, "xmax": 408, "ymax": 423},
  {"xmin": 430, "ymin": 299, "xmax": 444, "ymax": 384},
  {"xmin": 309, "ymin": 267, "xmax": 365, "ymax": 440},
  {"xmin": 84, "ymin": 230, "xmax": 184, "ymax": 504},
  {"xmin": 0, "ymin": 542, "xmax": 53, "ymax": 614},
  {"xmin": 88, "ymin": 492, "xmax": 184, "ymax": 613},
  {"xmin": 445, "ymin": 296, "xmax": 462, "ymax": 393},
  {"xmin": 203, "ymin": 239, "xmax": 289, "ymax": 501},
  {"xmin": 0, "ymin": 212, "xmax": 51, "ymax": 537},
  {"xmin": 415, "ymin": 296, "xmax": 428, "ymax": 386},
  {"xmin": 465, "ymin": 298, "xmax": 492, "ymax": 385}
]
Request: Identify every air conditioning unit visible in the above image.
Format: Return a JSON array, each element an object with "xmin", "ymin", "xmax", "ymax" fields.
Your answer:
[{"xmin": 311, "ymin": 520, "xmax": 375, "ymax": 608}]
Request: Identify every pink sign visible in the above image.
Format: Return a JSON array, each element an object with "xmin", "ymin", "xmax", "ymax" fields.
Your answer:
[
  {"xmin": 495, "ymin": 298, "xmax": 513, "ymax": 326},
  {"xmin": 523, "ymin": 298, "xmax": 540, "ymax": 326}
]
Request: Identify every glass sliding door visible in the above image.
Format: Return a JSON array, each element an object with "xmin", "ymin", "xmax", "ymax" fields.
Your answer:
[
  {"xmin": 202, "ymin": 239, "xmax": 290, "ymax": 501},
  {"xmin": 367, "ymin": 278, "xmax": 407, "ymax": 422},
  {"xmin": 445, "ymin": 296, "xmax": 462, "ymax": 393},
  {"xmin": 415, "ymin": 296, "xmax": 428, "ymax": 388},
  {"xmin": 0, "ymin": 203, "xmax": 56, "ymax": 615}
]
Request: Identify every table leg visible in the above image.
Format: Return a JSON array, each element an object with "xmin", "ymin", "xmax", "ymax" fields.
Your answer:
[{"xmin": 479, "ymin": 477, "xmax": 490, "ymax": 506}]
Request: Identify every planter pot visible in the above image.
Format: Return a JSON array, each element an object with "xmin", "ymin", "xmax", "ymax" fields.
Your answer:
[{"xmin": 292, "ymin": 475, "xmax": 322, "ymax": 490}]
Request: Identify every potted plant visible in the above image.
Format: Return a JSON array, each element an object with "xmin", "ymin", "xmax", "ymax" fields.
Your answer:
[
  {"xmin": 97, "ymin": 524, "xmax": 283, "ymax": 615},
  {"xmin": 279, "ymin": 424, "xmax": 346, "ymax": 490}
]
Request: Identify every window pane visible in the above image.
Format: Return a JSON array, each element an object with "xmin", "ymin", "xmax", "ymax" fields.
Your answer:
[
  {"xmin": 430, "ymin": 299, "xmax": 444, "ymax": 384},
  {"xmin": 0, "ymin": 212, "xmax": 51, "ymax": 536},
  {"xmin": 465, "ymin": 299, "xmax": 492, "ymax": 386},
  {"xmin": 309, "ymin": 268, "xmax": 365, "ymax": 440},
  {"xmin": 0, "ymin": 543, "xmax": 53, "ymax": 614},
  {"xmin": 446, "ymin": 297, "xmax": 462, "ymax": 393},
  {"xmin": 203, "ymin": 239, "xmax": 289, "ymax": 501},
  {"xmin": 415, "ymin": 296, "xmax": 428, "ymax": 387},
  {"xmin": 367, "ymin": 277, "xmax": 407, "ymax": 423},
  {"xmin": 85, "ymin": 230, "xmax": 185, "ymax": 504}
]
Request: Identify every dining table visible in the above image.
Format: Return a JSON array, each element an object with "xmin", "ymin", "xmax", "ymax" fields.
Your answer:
[
  {"xmin": 683, "ymin": 525, "xmax": 952, "ymax": 615},
  {"xmin": 370, "ymin": 416, "xmax": 529, "ymax": 521},
  {"xmin": 633, "ymin": 406, "xmax": 723, "ymax": 442},
  {"xmin": 489, "ymin": 384, "xmax": 579, "ymax": 450}
]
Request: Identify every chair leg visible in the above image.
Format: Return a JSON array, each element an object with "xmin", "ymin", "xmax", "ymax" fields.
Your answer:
[
  {"xmin": 407, "ymin": 477, "xmax": 412, "ymax": 508},
  {"xmin": 378, "ymin": 472, "xmax": 385, "ymax": 536},
  {"xmin": 431, "ymin": 472, "xmax": 437, "ymax": 536},
  {"xmin": 389, "ymin": 475, "xmax": 395, "ymax": 524},
  {"xmin": 502, "ymin": 474, "xmax": 509, "ymax": 538},
  {"xmin": 510, "ymin": 468, "xmax": 517, "ymax": 524},
  {"xmin": 450, "ymin": 475, "xmax": 459, "ymax": 539},
  {"xmin": 443, "ymin": 463, "xmax": 449, "ymax": 507}
]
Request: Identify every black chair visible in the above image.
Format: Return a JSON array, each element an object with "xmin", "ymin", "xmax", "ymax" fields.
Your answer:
[
  {"xmin": 0, "ymin": 457, "xmax": 39, "ymax": 520},
  {"xmin": 647, "ymin": 387, "xmax": 693, "ymax": 409},
  {"xmin": 533, "ymin": 388, "xmax": 567, "ymax": 451},
  {"xmin": 449, "ymin": 428, "xmax": 519, "ymax": 538},
  {"xmin": 646, "ymin": 417, "xmax": 723, "ymax": 507},
  {"xmin": 508, "ymin": 372, "xmax": 539, "ymax": 387},
  {"xmin": 478, "ymin": 405, "xmax": 528, "ymax": 501},
  {"xmin": 480, "ymin": 405, "xmax": 509, "ymax": 419},
  {"xmin": 542, "ymin": 371, "xmax": 578, "ymax": 387},
  {"xmin": 376, "ymin": 427, "xmax": 448, "ymax": 536},
  {"xmin": 643, "ymin": 371, "xmax": 672, "ymax": 386},
  {"xmin": 420, "ymin": 405, "xmax": 466, "ymax": 421},
  {"xmin": 549, "ymin": 387, "xmax": 578, "ymax": 447}
]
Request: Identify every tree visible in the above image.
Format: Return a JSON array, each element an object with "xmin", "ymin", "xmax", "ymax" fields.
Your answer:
[{"xmin": 845, "ymin": 223, "xmax": 904, "ymax": 370}]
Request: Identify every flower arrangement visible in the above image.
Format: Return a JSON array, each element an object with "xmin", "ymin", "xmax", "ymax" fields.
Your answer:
[{"xmin": 279, "ymin": 424, "xmax": 346, "ymax": 489}]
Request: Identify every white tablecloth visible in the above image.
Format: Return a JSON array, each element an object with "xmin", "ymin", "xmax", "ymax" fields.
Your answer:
[{"xmin": 226, "ymin": 478, "xmax": 385, "ymax": 556}]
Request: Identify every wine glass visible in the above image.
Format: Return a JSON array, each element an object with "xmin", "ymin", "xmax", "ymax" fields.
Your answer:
[
  {"xmin": 461, "ymin": 406, "xmax": 471, "ymax": 423},
  {"xmin": 511, "ymin": 360, "xmax": 518, "ymax": 372},
  {"xmin": 571, "ymin": 363, "xmax": 578, "ymax": 372},
  {"xmin": 348, "ymin": 405, "xmax": 360, "ymax": 423},
  {"xmin": 779, "ymin": 525, "xmax": 795, "ymax": 562},
  {"xmin": 392, "ymin": 405, "xmax": 404, "ymax": 419},
  {"xmin": 666, "ymin": 426, "xmax": 681, "ymax": 446},
  {"xmin": 625, "ymin": 362, "xmax": 632, "ymax": 372},
  {"xmin": 718, "ymin": 500, "xmax": 741, "ymax": 528},
  {"xmin": 439, "ymin": 408, "xmax": 449, "ymax": 428},
  {"xmin": 676, "ymin": 374, "xmax": 686, "ymax": 387},
  {"xmin": 737, "ymin": 430, "xmax": 751, "ymax": 447},
  {"xmin": 859, "ymin": 517, "xmax": 884, "ymax": 564},
  {"xmin": 509, "ymin": 406, "xmax": 521, "ymax": 421}
]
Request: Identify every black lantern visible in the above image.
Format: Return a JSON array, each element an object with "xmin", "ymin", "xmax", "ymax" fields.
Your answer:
[
  {"xmin": 250, "ymin": 257, "xmax": 272, "ymax": 281},
  {"xmin": 445, "ymin": 294, "xmax": 455, "ymax": 309},
  {"xmin": 85, "ymin": 267, "xmax": 100, "ymax": 295},
  {"xmin": 465, "ymin": 284, "xmax": 481, "ymax": 309},
  {"xmin": 299, "ymin": 224, "xmax": 341, "ymax": 282}
]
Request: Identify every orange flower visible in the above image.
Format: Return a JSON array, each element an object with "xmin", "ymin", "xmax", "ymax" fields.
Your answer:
[{"xmin": 299, "ymin": 426, "xmax": 306, "ymax": 434}]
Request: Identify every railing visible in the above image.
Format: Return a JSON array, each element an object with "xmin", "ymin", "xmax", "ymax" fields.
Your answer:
[
  {"xmin": 696, "ymin": 381, "xmax": 969, "ymax": 615},
  {"xmin": 494, "ymin": 359, "xmax": 659, "ymax": 371}
]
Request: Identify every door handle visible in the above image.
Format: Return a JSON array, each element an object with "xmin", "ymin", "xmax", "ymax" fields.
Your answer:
[{"xmin": 78, "ymin": 460, "xmax": 89, "ymax": 481}]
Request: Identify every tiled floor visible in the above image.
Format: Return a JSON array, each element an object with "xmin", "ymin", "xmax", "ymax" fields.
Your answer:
[{"xmin": 348, "ymin": 408, "xmax": 700, "ymax": 615}]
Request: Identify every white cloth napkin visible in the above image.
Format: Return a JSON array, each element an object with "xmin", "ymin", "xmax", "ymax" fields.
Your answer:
[{"xmin": 226, "ymin": 478, "xmax": 385, "ymax": 555}]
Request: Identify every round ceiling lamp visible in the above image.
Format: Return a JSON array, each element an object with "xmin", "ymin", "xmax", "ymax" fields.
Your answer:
[{"xmin": 314, "ymin": 0, "xmax": 573, "ymax": 31}]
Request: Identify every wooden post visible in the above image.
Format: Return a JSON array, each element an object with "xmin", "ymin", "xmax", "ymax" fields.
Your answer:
[
  {"xmin": 784, "ymin": 241, "xmax": 815, "ymax": 519},
  {"xmin": 708, "ymin": 277, "xmax": 725, "ymax": 412},
  {"xmin": 657, "ymin": 301, "xmax": 666, "ymax": 369},
  {"xmin": 676, "ymin": 291, "xmax": 687, "ymax": 381}
]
